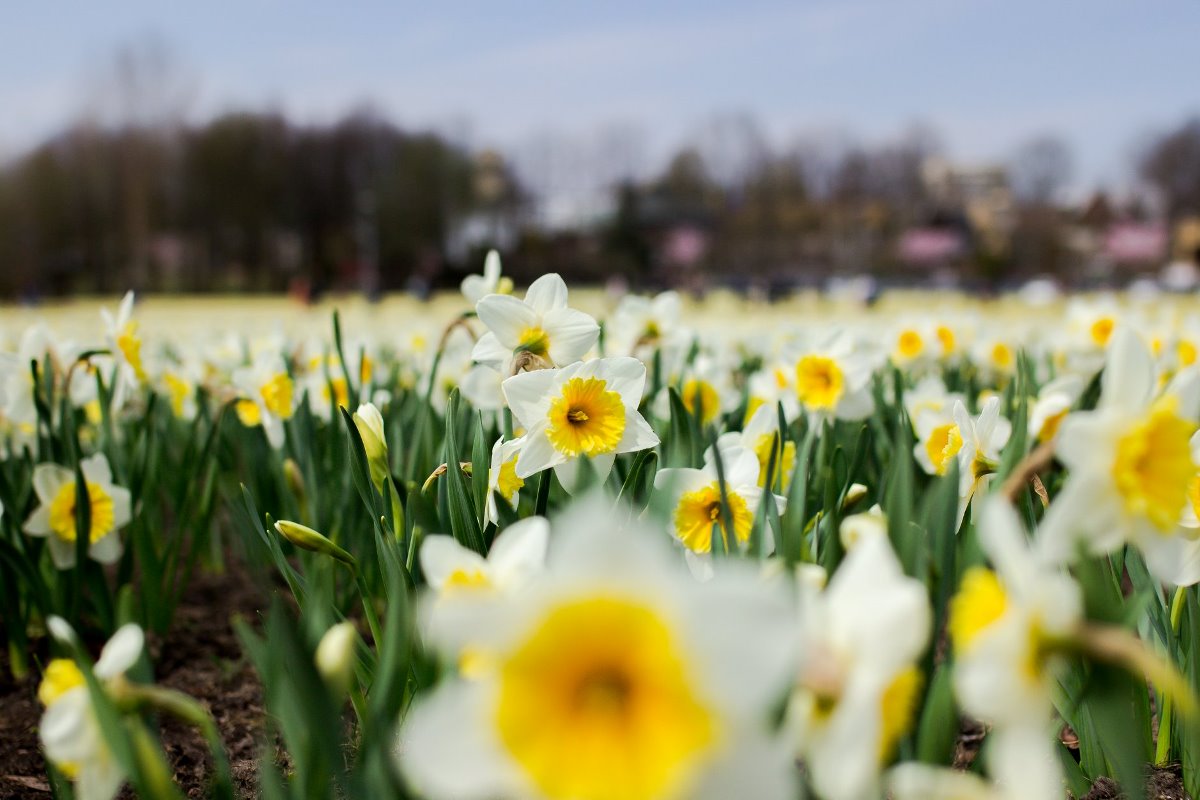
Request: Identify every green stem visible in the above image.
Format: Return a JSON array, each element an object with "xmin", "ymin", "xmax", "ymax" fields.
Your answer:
[
  {"xmin": 355, "ymin": 573, "xmax": 385, "ymax": 649},
  {"xmin": 1154, "ymin": 586, "xmax": 1188, "ymax": 765}
]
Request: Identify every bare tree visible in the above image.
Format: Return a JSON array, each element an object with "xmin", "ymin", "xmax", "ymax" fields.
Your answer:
[
  {"xmin": 1139, "ymin": 118, "xmax": 1200, "ymax": 221},
  {"xmin": 1010, "ymin": 135, "xmax": 1074, "ymax": 206}
]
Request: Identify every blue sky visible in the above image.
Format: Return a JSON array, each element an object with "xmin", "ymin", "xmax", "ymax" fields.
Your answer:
[{"xmin": 2, "ymin": 0, "xmax": 1197, "ymax": 192}]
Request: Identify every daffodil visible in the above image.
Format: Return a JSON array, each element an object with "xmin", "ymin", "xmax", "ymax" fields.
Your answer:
[
  {"xmin": 839, "ymin": 504, "xmax": 887, "ymax": 551},
  {"xmin": 786, "ymin": 532, "xmax": 931, "ymax": 800},
  {"xmin": 913, "ymin": 398, "xmax": 1010, "ymax": 525},
  {"xmin": 101, "ymin": 291, "xmax": 147, "ymax": 389},
  {"xmin": 607, "ymin": 291, "xmax": 684, "ymax": 358},
  {"xmin": 232, "ymin": 353, "xmax": 296, "ymax": 448},
  {"xmin": 486, "ymin": 436, "xmax": 525, "ymax": 524},
  {"xmin": 24, "ymin": 454, "xmax": 131, "ymax": 570},
  {"xmin": 654, "ymin": 445, "xmax": 785, "ymax": 569},
  {"xmin": 902, "ymin": 374, "xmax": 963, "ymax": 425},
  {"xmin": 38, "ymin": 620, "xmax": 144, "ymax": 800},
  {"xmin": 401, "ymin": 501, "xmax": 798, "ymax": 800},
  {"xmin": 472, "ymin": 273, "xmax": 599, "ymax": 372},
  {"xmin": 461, "ymin": 249, "xmax": 513, "ymax": 304},
  {"xmin": 1027, "ymin": 373, "xmax": 1084, "ymax": 443},
  {"xmin": 502, "ymin": 357, "xmax": 659, "ymax": 491},
  {"xmin": 420, "ymin": 516, "xmax": 549, "ymax": 601},
  {"xmin": 716, "ymin": 404, "xmax": 797, "ymax": 491},
  {"xmin": 948, "ymin": 498, "xmax": 1082, "ymax": 800},
  {"xmin": 746, "ymin": 360, "xmax": 800, "ymax": 423},
  {"xmin": 1040, "ymin": 329, "xmax": 1200, "ymax": 584},
  {"xmin": 790, "ymin": 332, "xmax": 877, "ymax": 421}
]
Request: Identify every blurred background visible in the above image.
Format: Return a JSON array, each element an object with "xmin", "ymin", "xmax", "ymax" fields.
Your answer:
[{"xmin": 2, "ymin": 1, "xmax": 1199, "ymax": 301}]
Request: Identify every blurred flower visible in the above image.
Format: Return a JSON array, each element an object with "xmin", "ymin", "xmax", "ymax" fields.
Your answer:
[
  {"xmin": 402, "ymin": 503, "xmax": 797, "ymax": 800},
  {"xmin": 949, "ymin": 499, "xmax": 1081, "ymax": 800},
  {"xmin": 1040, "ymin": 329, "xmax": 1200, "ymax": 584},
  {"xmin": 790, "ymin": 332, "xmax": 877, "ymax": 422},
  {"xmin": 233, "ymin": 353, "xmax": 296, "ymax": 448},
  {"xmin": 786, "ymin": 533, "xmax": 930, "ymax": 800},
  {"xmin": 39, "ymin": 621, "xmax": 144, "ymax": 800},
  {"xmin": 24, "ymin": 454, "xmax": 131, "ymax": 570},
  {"xmin": 461, "ymin": 249, "xmax": 512, "ymax": 305}
]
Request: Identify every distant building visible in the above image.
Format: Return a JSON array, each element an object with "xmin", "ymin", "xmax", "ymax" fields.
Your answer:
[{"xmin": 920, "ymin": 158, "xmax": 1016, "ymax": 257}]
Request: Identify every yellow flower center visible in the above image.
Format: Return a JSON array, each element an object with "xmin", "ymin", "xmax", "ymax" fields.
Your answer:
[
  {"xmin": 519, "ymin": 326, "xmax": 550, "ymax": 357},
  {"xmin": 38, "ymin": 659, "xmax": 84, "ymax": 707},
  {"xmin": 1180, "ymin": 340, "xmax": 1198, "ymax": 368},
  {"xmin": 1090, "ymin": 317, "xmax": 1115, "ymax": 347},
  {"xmin": 116, "ymin": 322, "xmax": 147, "ymax": 382},
  {"xmin": 878, "ymin": 665, "xmax": 923, "ymax": 761},
  {"xmin": 495, "ymin": 596, "xmax": 716, "ymax": 800},
  {"xmin": 444, "ymin": 568, "xmax": 492, "ymax": 594},
  {"xmin": 497, "ymin": 276, "xmax": 515, "ymax": 295},
  {"xmin": 925, "ymin": 423, "xmax": 963, "ymax": 476},
  {"xmin": 236, "ymin": 399, "xmax": 262, "ymax": 427},
  {"xmin": 681, "ymin": 379, "xmax": 720, "ymax": 425},
  {"xmin": 752, "ymin": 432, "xmax": 795, "ymax": 489},
  {"xmin": 260, "ymin": 372, "xmax": 294, "ymax": 419},
  {"xmin": 360, "ymin": 354, "xmax": 374, "ymax": 384},
  {"xmin": 897, "ymin": 330, "xmax": 924, "ymax": 359},
  {"xmin": 936, "ymin": 325, "xmax": 956, "ymax": 355},
  {"xmin": 796, "ymin": 356, "xmax": 845, "ymax": 411},
  {"xmin": 322, "ymin": 377, "xmax": 350, "ymax": 411},
  {"xmin": 1037, "ymin": 408, "xmax": 1069, "ymax": 443},
  {"xmin": 48, "ymin": 480, "xmax": 116, "ymax": 544},
  {"xmin": 496, "ymin": 453, "xmax": 525, "ymax": 499},
  {"xmin": 673, "ymin": 483, "xmax": 754, "ymax": 553},
  {"xmin": 546, "ymin": 377, "xmax": 626, "ymax": 457},
  {"xmin": 949, "ymin": 568, "xmax": 1008, "ymax": 654},
  {"xmin": 1112, "ymin": 396, "xmax": 1197, "ymax": 531},
  {"xmin": 991, "ymin": 342, "xmax": 1014, "ymax": 370},
  {"xmin": 163, "ymin": 373, "xmax": 191, "ymax": 418}
]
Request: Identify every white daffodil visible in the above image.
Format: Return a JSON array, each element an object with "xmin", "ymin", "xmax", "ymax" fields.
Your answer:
[
  {"xmin": 300, "ymin": 355, "xmax": 359, "ymax": 422},
  {"xmin": 1027, "ymin": 373, "xmax": 1084, "ymax": 444},
  {"xmin": 420, "ymin": 516, "xmax": 550, "ymax": 601},
  {"xmin": 839, "ymin": 504, "xmax": 887, "ymax": 551},
  {"xmin": 889, "ymin": 320, "xmax": 936, "ymax": 368},
  {"xmin": 401, "ymin": 500, "xmax": 799, "ymax": 800},
  {"xmin": 232, "ymin": 352, "xmax": 296, "ymax": 449},
  {"xmin": 461, "ymin": 249, "xmax": 512, "ymax": 305},
  {"xmin": 786, "ymin": 533, "xmax": 931, "ymax": 800},
  {"xmin": 654, "ymin": 445, "xmax": 786, "ymax": 572},
  {"xmin": 716, "ymin": 403, "xmax": 797, "ymax": 491},
  {"xmin": 101, "ymin": 291, "xmax": 147, "ymax": 390},
  {"xmin": 948, "ymin": 499, "xmax": 1082, "ymax": 800},
  {"xmin": 606, "ymin": 290, "xmax": 684, "ymax": 358},
  {"xmin": 653, "ymin": 353, "xmax": 738, "ymax": 427},
  {"xmin": 2, "ymin": 325, "xmax": 53, "ymax": 447},
  {"xmin": 157, "ymin": 362, "xmax": 200, "ymax": 421},
  {"xmin": 38, "ymin": 621, "xmax": 144, "ymax": 800},
  {"xmin": 914, "ymin": 398, "xmax": 1010, "ymax": 525},
  {"xmin": 502, "ymin": 357, "xmax": 659, "ymax": 492},
  {"xmin": 486, "ymin": 436, "xmax": 526, "ymax": 524},
  {"xmin": 24, "ymin": 454, "xmax": 132, "ymax": 570},
  {"xmin": 472, "ymin": 273, "xmax": 599, "ymax": 372},
  {"xmin": 790, "ymin": 332, "xmax": 878, "ymax": 422},
  {"xmin": 902, "ymin": 374, "xmax": 963, "ymax": 425},
  {"xmin": 1040, "ymin": 329, "xmax": 1200, "ymax": 584},
  {"xmin": 746, "ymin": 361, "xmax": 801, "ymax": 424}
]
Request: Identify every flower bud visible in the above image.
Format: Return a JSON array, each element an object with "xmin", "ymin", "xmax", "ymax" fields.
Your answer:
[
  {"xmin": 274, "ymin": 520, "xmax": 356, "ymax": 567},
  {"xmin": 353, "ymin": 403, "xmax": 390, "ymax": 489},
  {"xmin": 315, "ymin": 621, "xmax": 358, "ymax": 695}
]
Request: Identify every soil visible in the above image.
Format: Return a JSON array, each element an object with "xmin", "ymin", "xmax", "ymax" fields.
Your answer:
[
  {"xmin": 0, "ymin": 567, "xmax": 270, "ymax": 799},
  {"xmin": 1078, "ymin": 767, "xmax": 1189, "ymax": 800}
]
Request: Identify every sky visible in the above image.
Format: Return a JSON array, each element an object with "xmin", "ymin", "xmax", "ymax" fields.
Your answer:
[{"xmin": 2, "ymin": 0, "xmax": 1197, "ymax": 195}]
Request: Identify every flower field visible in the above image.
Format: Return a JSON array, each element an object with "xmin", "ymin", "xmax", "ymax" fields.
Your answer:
[{"xmin": 3, "ymin": 259, "xmax": 1200, "ymax": 799}]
